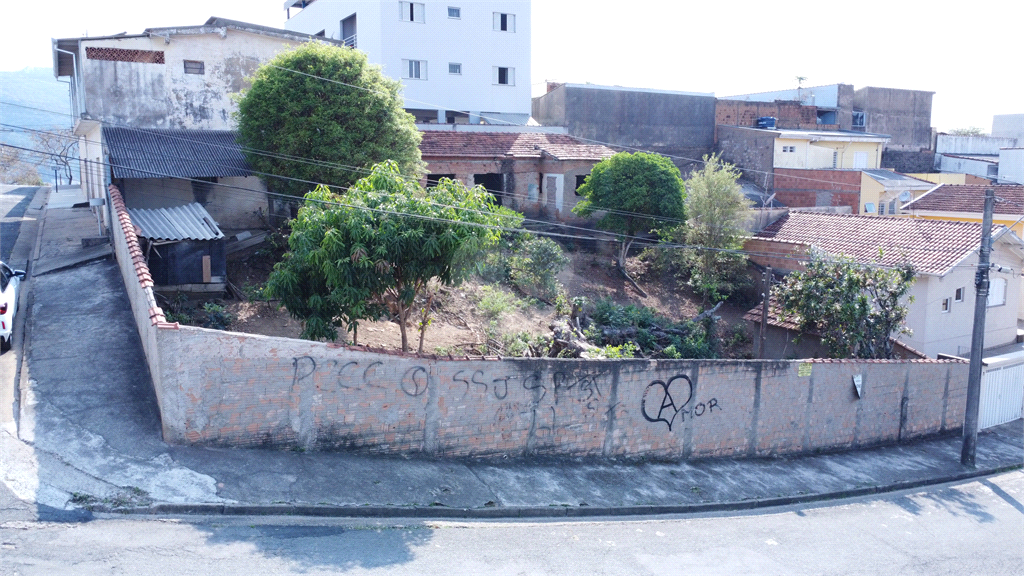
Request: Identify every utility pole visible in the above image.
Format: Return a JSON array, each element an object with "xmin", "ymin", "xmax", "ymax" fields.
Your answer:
[
  {"xmin": 757, "ymin": 267, "xmax": 771, "ymax": 359},
  {"xmin": 961, "ymin": 188, "xmax": 996, "ymax": 467}
]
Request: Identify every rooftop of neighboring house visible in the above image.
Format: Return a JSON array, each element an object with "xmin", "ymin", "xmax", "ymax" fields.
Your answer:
[
  {"xmin": 723, "ymin": 126, "xmax": 890, "ymax": 141},
  {"xmin": 902, "ymin": 184, "xmax": 1024, "ymax": 215},
  {"xmin": 754, "ymin": 211, "xmax": 1019, "ymax": 276},
  {"xmin": 862, "ymin": 170, "xmax": 935, "ymax": 188},
  {"xmin": 104, "ymin": 127, "xmax": 252, "ymax": 180},
  {"xmin": 418, "ymin": 131, "xmax": 617, "ymax": 161}
]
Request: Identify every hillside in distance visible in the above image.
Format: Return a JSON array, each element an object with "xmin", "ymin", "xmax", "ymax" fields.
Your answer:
[{"xmin": 0, "ymin": 67, "xmax": 76, "ymax": 183}]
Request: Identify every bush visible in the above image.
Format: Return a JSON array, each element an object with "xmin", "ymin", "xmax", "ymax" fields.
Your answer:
[
  {"xmin": 475, "ymin": 233, "xmax": 569, "ymax": 301},
  {"xmin": 474, "ymin": 285, "xmax": 525, "ymax": 321}
]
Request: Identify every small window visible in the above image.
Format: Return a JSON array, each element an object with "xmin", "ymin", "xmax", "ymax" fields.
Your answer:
[
  {"xmin": 941, "ymin": 298, "xmax": 951, "ymax": 313},
  {"xmin": 494, "ymin": 66, "xmax": 514, "ymax": 85},
  {"xmin": 852, "ymin": 110, "xmax": 866, "ymax": 128},
  {"xmin": 400, "ymin": 2, "xmax": 425, "ymax": 22},
  {"xmin": 954, "ymin": 287, "xmax": 964, "ymax": 302},
  {"xmin": 832, "ymin": 151, "xmax": 838, "ymax": 168},
  {"xmin": 449, "ymin": 62, "xmax": 462, "ymax": 74},
  {"xmin": 889, "ymin": 200, "xmax": 897, "ymax": 214},
  {"xmin": 448, "ymin": 6, "xmax": 460, "ymax": 18},
  {"xmin": 575, "ymin": 174, "xmax": 587, "ymax": 196},
  {"xmin": 864, "ymin": 203, "xmax": 876, "ymax": 213},
  {"xmin": 183, "ymin": 60, "xmax": 205, "ymax": 75},
  {"xmin": 402, "ymin": 59, "xmax": 426, "ymax": 79},
  {"xmin": 987, "ymin": 278, "xmax": 1007, "ymax": 307},
  {"xmin": 493, "ymin": 12, "xmax": 515, "ymax": 32},
  {"xmin": 879, "ymin": 203, "xmax": 886, "ymax": 216}
]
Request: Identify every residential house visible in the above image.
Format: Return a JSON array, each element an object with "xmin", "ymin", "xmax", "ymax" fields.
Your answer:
[
  {"xmin": 283, "ymin": 0, "xmax": 532, "ymax": 125},
  {"xmin": 417, "ymin": 126, "xmax": 615, "ymax": 221},
  {"xmin": 716, "ymin": 125, "xmax": 890, "ymax": 211},
  {"xmin": 721, "ymin": 84, "xmax": 935, "ymax": 172},
  {"xmin": 998, "ymin": 148, "xmax": 1024, "ymax": 185},
  {"xmin": 859, "ymin": 170, "xmax": 935, "ymax": 216},
  {"xmin": 933, "ymin": 133, "xmax": 1016, "ymax": 182},
  {"xmin": 900, "ymin": 184, "xmax": 1024, "ymax": 238},
  {"xmin": 53, "ymin": 17, "xmax": 340, "ymax": 229},
  {"xmin": 532, "ymin": 83, "xmax": 717, "ymax": 172},
  {"xmin": 745, "ymin": 211, "xmax": 1024, "ymax": 358},
  {"xmin": 905, "ymin": 173, "xmax": 994, "ymax": 186}
]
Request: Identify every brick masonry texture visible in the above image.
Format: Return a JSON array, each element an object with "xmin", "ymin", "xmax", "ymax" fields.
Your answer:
[{"xmin": 109, "ymin": 185, "xmax": 969, "ymax": 459}]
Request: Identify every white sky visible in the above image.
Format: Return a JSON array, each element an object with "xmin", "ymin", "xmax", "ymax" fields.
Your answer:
[{"xmin": 1, "ymin": 0, "xmax": 1020, "ymax": 132}]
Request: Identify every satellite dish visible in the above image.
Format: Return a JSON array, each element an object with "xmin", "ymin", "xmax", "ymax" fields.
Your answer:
[{"xmin": 899, "ymin": 191, "xmax": 912, "ymax": 202}]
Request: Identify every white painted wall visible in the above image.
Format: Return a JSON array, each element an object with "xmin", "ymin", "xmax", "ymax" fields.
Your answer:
[
  {"xmin": 992, "ymin": 114, "xmax": 1024, "ymax": 141},
  {"xmin": 936, "ymin": 134, "xmax": 1018, "ymax": 155},
  {"xmin": 936, "ymin": 154, "xmax": 998, "ymax": 180},
  {"xmin": 998, "ymin": 149, "xmax": 1024, "ymax": 185},
  {"xmin": 901, "ymin": 240, "xmax": 1023, "ymax": 357},
  {"xmin": 284, "ymin": 0, "xmax": 532, "ymax": 122}
]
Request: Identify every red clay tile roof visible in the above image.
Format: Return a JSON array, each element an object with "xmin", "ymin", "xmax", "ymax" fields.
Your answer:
[
  {"xmin": 902, "ymin": 184, "xmax": 1024, "ymax": 215},
  {"xmin": 419, "ymin": 132, "xmax": 616, "ymax": 161},
  {"xmin": 754, "ymin": 211, "xmax": 1001, "ymax": 275}
]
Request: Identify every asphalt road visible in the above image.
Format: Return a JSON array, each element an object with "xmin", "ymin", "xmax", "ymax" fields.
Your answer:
[
  {"xmin": 0, "ymin": 186, "xmax": 38, "ymax": 264},
  {"xmin": 1, "ymin": 471, "xmax": 1021, "ymax": 575}
]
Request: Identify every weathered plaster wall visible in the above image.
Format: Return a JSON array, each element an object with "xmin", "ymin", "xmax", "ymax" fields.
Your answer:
[
  {"xmin": 853, "ymin": 87, "xmax": 933, "ymax": 151},
  {"xmin": 715, "ymin": 126, "xmax": 777, "ymax": 191},
  {"xmin": 79, "ymin": 31, "xmax": 303, "ymax": 129}
]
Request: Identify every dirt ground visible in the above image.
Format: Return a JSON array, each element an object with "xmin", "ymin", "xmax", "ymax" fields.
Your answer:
[{"xmin": 216, "ymin": 245, "xmax": 755, "ymax": 358}]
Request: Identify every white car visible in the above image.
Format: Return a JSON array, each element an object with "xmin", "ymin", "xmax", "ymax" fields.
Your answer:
[{"xmin": 0, "ymin": 262, "xmax": 26, "ymax": 352}]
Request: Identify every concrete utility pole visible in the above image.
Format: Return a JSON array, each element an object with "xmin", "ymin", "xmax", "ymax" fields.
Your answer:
[
  {"xmin": 961, "ymin": 188, "xmax": 996, "ymax": 467},
  {"xmin": 757, "ymin": 267, "xmax": 771, "ymax": 359}
]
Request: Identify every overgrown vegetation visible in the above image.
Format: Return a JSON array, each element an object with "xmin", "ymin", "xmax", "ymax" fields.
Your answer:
[
  {"xmin": 778, "ymin": 251, "xmax": 915, "ymax": 359},
  {"xmin": 477, "ymin": 232, "xmax": 570, "ymax": 302}
]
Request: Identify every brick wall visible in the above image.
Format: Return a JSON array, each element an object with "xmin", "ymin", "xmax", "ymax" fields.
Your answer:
[
  {"xmin": 110, "ymin": 184, "xmax": 968, "ymax": 459},
  {"xmin": 743, "ymin": 238, "xmax": 810, "ymax": 273},
  {"xmin": 716, "ymin": 101, "xmax": 825, "ymax": 132},
  {"xmin": 773, "ymin": 169, "xmax": 862, "ymax": 212}
]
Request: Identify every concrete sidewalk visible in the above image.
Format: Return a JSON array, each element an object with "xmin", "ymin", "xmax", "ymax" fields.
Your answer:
[{"xmin": 1, "ymin": 199, "xmax": 1021, "ymax": 522}]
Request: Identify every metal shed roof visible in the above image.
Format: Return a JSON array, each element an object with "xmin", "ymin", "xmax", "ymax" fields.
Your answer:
[
  {"xmin": 128, "ymin": 203, "xmax": 225, "ymax": 242},
  {"xmin": 105, "ymin": 127, "xmax": 253, "ymax": 180}
]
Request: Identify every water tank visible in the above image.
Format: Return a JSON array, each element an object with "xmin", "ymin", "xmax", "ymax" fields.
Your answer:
[{"xmin": 756, "ymin": 117, "xmax": 777, "ymax": 129}]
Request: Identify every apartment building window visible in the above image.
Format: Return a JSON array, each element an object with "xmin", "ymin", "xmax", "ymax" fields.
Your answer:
[
  {"xmin": 494, "ymin": 66, "xmax": 514, "ymax": 85},
  {"xmin": 400, "ymin": 2, "xmax": 425, "ymax": 22},
  {"xmin": 448, "ymin": 63, "xmax": 462, "ymax": 74},
  {"xmin": 954, "ymin": 287, "xmax": 964, "ymax": 302},
  {"xmin": 493, "ymin": 12, "xmax": 515, "ymax": 32},
  {"xmin": 402, "ymin": 59, "xmax": 426, "ymax": 79},
  {"xmin": 852, "ymin": 110, "xmax": 866, "ymax": 129},
  {"xmin": 448, "ymin": 6, "xmax": 460, "ymax": 18},
  {"xmin": 183, "ymin": 60, "xmax": 205, "ymax": 75},
  {"xmin": 941, "ymin": 297, "xmax": 951, "ymax": 313}
]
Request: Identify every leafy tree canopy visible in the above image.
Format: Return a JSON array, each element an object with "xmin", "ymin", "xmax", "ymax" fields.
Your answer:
[
  {"xmin": 235, "ymin": 42, "xmax": 424, "ymax": 196},
  {"xmin": 266, "ymin": 161, "xmax": 522, "ymax": 352},
  {"xmin": 778, "ymin": 252, "xmax": 915, "ymax": 359},
  {"xmin": 948, "ymin": 127, "xmax": 987, "ymax": 136},
  {"xmin": 683, "ymin": 154, "xmax": 752, "ymax": 301},
  {"xmin": 573, "ymin": 151, "xmax": 687, "ymax": 270}
]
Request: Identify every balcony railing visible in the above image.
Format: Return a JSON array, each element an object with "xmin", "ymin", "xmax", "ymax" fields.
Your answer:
[{"xmin": 343, "ymin": 34, "xmax": 357, "ymax": 48}]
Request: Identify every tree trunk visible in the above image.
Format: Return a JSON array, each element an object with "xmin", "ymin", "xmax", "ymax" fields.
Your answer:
[
  {"xmin": 417, "ymin": 292, "xmax": 435, "ymax": 355},
  {"xmin": 396, "ymin": 302, "xmax": 410, "ymax": 352}
]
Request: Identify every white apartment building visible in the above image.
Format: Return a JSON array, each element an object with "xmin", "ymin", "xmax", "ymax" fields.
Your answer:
[{"xmin": 283, "ymin": 0, "xmax": 532, "ymax": 125}]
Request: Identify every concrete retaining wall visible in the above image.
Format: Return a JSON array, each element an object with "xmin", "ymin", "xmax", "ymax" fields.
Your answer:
[
  {"xmin": 109, "ymin": 184, "xmax": 969, "ymax": 459},
  {"xmin": 153, "ymin": 326, "xmax": 967, "ymax": 458}
]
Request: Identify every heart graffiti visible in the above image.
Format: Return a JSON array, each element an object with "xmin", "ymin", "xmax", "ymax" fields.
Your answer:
[{"xmin": 641, "ymin": 374, "xmax": 720, "ymax": 431}]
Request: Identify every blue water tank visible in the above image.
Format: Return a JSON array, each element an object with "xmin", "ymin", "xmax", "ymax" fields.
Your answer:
[{"xmin": 756, "ymin": 116, "xmax": 777, "ymax": 129}]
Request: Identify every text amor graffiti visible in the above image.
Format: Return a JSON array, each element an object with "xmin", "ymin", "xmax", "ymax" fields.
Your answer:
[{"xmin": 641, "ymin": 374, "xmax": 720, "ymax": 431}]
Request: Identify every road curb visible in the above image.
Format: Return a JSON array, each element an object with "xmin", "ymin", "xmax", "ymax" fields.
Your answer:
[{"xmin": 89, "ymin": 462, "xmax": 1022, "ymax": 520}]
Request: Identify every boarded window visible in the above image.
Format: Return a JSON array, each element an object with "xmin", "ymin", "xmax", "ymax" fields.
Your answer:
[
  {"xmin": 183, "ymin": 60, "xmax": 205, "ymax": 75},
  {"xmin": 85, "ymin": 47, "xmax": 165, "ymax": 64}
]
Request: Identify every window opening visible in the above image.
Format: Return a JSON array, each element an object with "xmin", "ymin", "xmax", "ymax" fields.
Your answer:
[{"xmin": 183, "ymin": 60, "xmax": 205, "ymax": 75}]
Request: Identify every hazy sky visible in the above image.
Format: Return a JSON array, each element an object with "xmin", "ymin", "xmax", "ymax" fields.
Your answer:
[{"xmin": 1, "ymin": 0, "xmax": 1020, "ymax": 131}]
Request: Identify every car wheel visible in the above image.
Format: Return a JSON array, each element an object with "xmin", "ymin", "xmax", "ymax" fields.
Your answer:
[{"xmin": 0, "ymin": 337, "xmax": 8, "ymax": 353}]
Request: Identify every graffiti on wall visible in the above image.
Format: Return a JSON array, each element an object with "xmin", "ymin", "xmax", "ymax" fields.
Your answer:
[{"xmin": 641, "ymin": 374, "xmax": 720, "ymax": 431}]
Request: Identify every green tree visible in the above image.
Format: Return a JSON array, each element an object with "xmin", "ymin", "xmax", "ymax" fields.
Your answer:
[
  {"xmin": 573, "ymin": 152, "xmax": 687, "ymax": 272},
  {"xmin": 266, "ymin": 162, "xmax": 521, "ymax": 352},
  {"xmin": 778, "ymin": 252, "xmax": 915, "ymax": 359},
  {"xmin": 682, "ymin": 154, "xmax": 753, "ymax": 301},
  {"xmin": 235, "ymin": 42, "xmax": 424, "ymax": 197}
]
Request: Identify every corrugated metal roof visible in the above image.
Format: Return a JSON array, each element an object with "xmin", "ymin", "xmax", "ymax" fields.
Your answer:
[
  {"xmin": 128, "ymin": 203, "xmax": 225, "ymax": 242},
  {"xmin": 105, "ymin": 127, "xmax": 253, "ymax": 179}
]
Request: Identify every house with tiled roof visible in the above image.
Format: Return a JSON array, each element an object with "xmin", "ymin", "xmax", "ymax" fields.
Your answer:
[
  {"xmin": 901, "ymin": 184, "xmax": 1024, "ymax": 237},
  {"xmin": 417, "ymin": 126, "xmax": 616, "ymax": 221},
  {"xmin": 744, "ymin": 211, "xmax": 1024, "ymax": 358}
]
